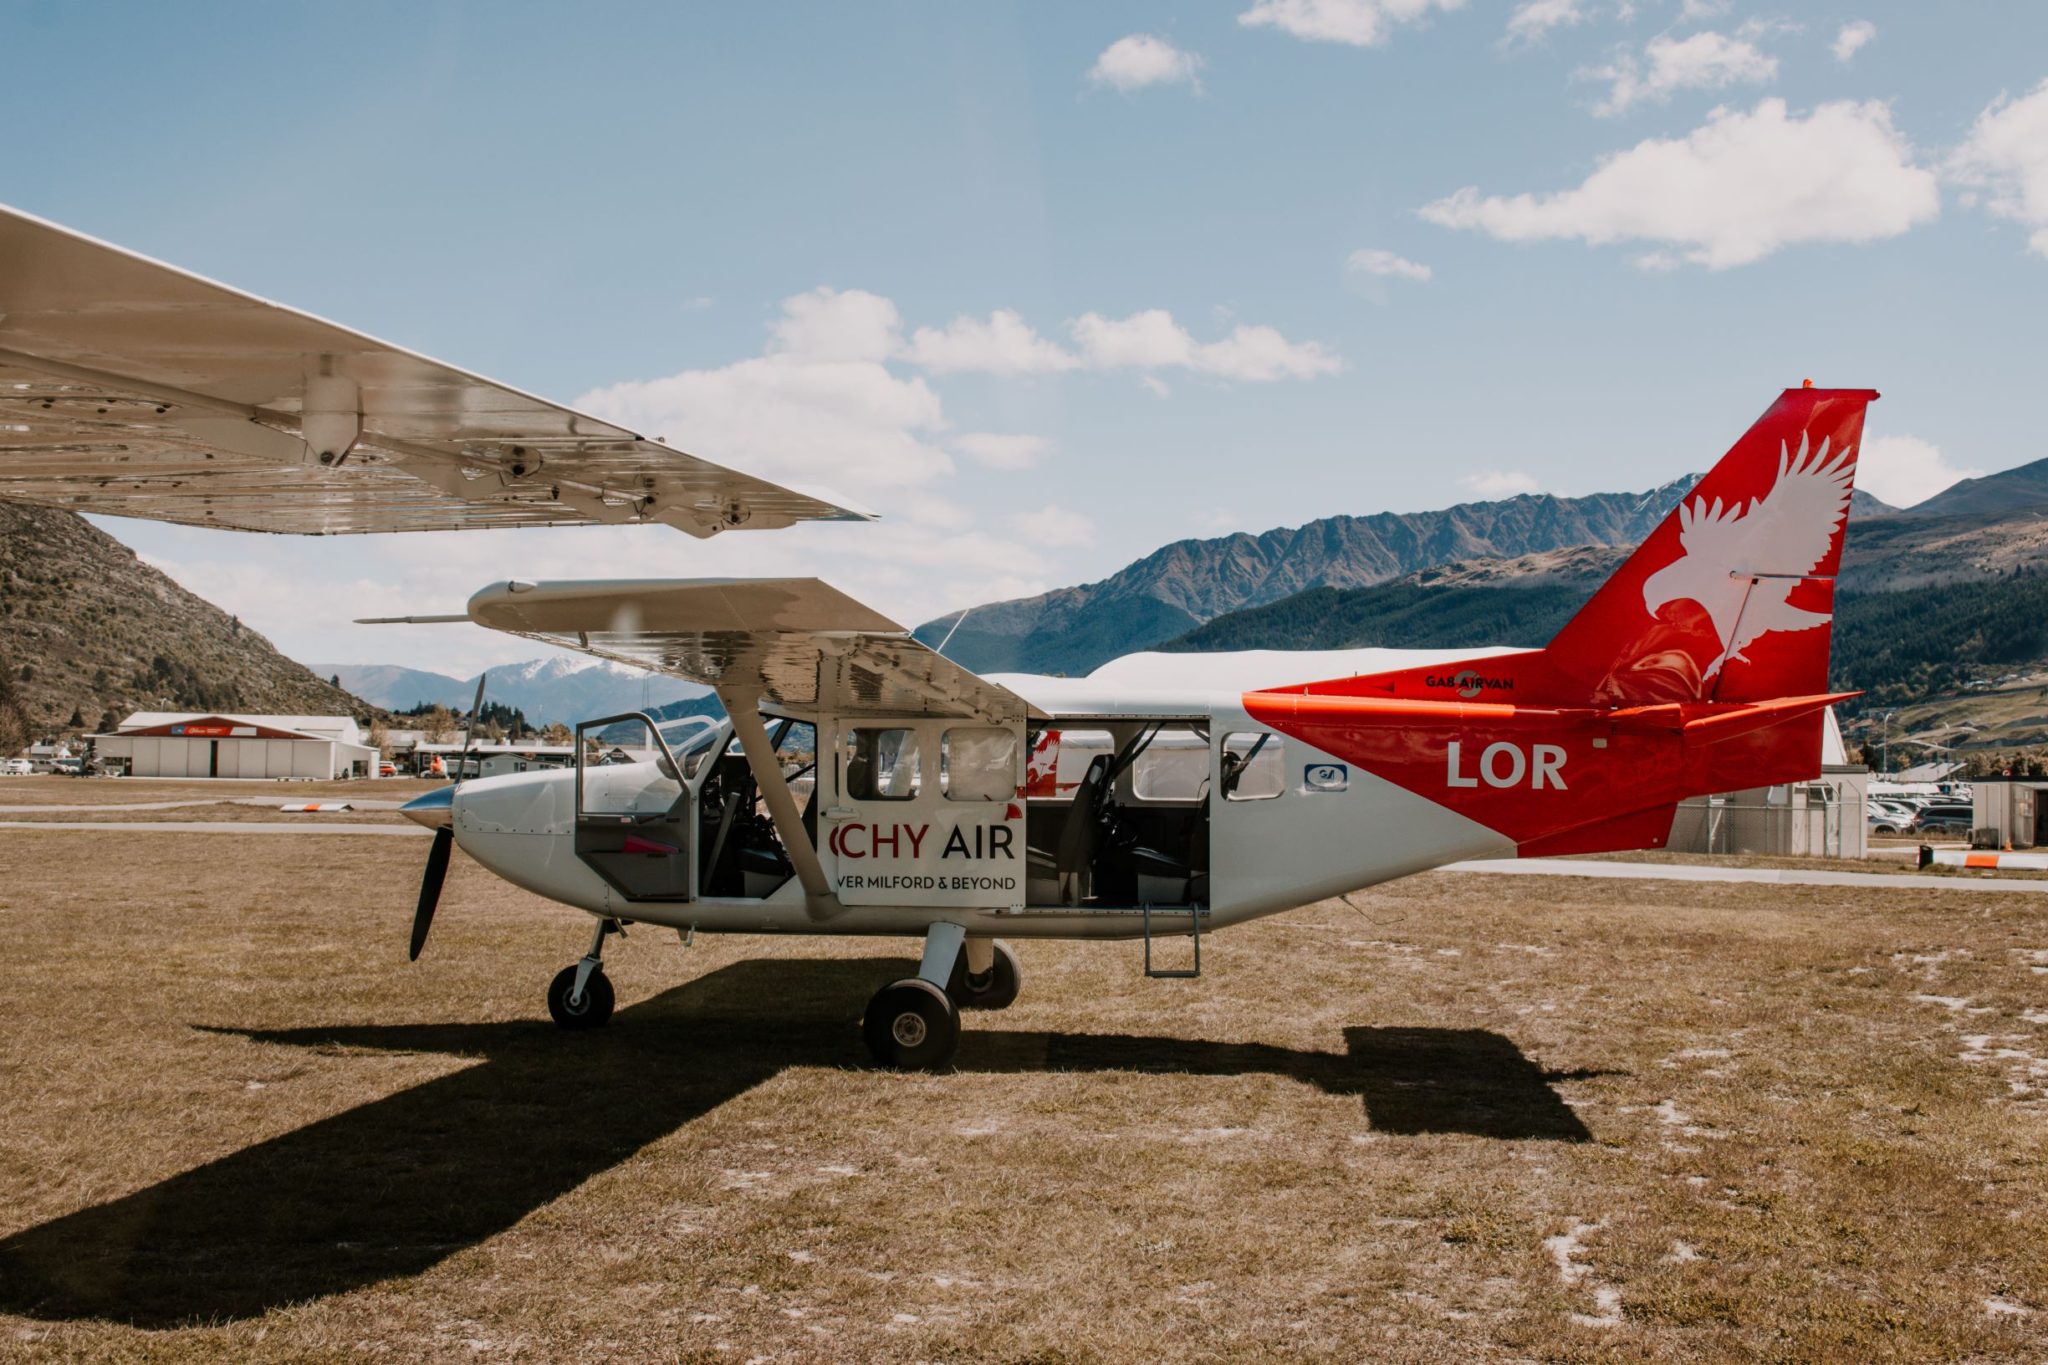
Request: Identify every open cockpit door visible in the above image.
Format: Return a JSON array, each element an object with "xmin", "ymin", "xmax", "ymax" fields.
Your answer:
[{"xmin": 570, "ymin": 712, "xmax": 697, "ymax": 903}]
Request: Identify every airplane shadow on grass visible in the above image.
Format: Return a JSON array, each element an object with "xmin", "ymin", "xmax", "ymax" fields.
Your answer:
[{"xmin": 0, "ymin": 957, "xmax": 1603, "ymax": 1327}]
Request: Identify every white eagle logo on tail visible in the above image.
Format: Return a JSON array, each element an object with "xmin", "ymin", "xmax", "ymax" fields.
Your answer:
[{"xmin": 1640, "ymin": 434, "xmax": 1856, "ymax": 682}]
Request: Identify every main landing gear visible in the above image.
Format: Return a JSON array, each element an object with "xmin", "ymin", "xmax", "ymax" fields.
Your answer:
[
  {"xmin": 863, "ymin": 925, "xmax": 1024, "ymax": 1071},
  {"xmin": 548, "ymin": 917, "xmax": 621, "ymax": 1029}
]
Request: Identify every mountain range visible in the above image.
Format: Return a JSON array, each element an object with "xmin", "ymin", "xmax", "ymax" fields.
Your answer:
[
  {"xmin": 913, "ymin": 477, "xmax": 1895, "ymax": 676},
  {"xmin": 317, "ymin": 656, "xmax": 708, "ymax": 729},
  {"xmin": 1160, "ymin": 458, "xmax": 2048, "ymax": 755}
]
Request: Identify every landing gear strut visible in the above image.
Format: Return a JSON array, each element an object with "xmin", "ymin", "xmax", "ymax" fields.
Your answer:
[
  {"xmin": 947, "ymin": 938, "xmax": 1022, "ymax": 1011},
  {"xmin": 548, "ymin": 917, "xmax": 619, "ymax": 1029}
]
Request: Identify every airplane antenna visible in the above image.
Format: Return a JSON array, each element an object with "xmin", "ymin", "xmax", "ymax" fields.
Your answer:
[
  {"xmin": 461, "ymin": 672, "xmax": 487, "ymax": 783},
  {"xmin": 934, "ymin": 606, "xmax": 974, "ymax": 658}
]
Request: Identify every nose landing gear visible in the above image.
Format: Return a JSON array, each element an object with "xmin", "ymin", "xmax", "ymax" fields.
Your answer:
[{"xmin": 548, "ymin": 917, "xmax": 621, "ymax": 1029}]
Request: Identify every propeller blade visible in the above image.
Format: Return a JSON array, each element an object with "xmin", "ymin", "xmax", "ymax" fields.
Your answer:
[{"xmin": 410, "ymin": 826, "xmax": 454, "ymax": 961}]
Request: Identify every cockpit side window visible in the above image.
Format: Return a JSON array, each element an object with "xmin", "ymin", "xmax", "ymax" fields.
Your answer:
[
  {"xmin": 941, "ymin": 727, "xmax": 1018, "ymax": 801},
  {"xmin": 1220, "ymin": 732, "xmax": 1285, "ymax": 801},
  {"xmin": 843, "ymin": 727, "xmax": 920, "ymax": 801}
]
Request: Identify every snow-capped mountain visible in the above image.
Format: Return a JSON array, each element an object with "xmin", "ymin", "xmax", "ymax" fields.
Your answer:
[{"xmin": 315, "ymin": 655, "xmax": 708, "ymax": 728}]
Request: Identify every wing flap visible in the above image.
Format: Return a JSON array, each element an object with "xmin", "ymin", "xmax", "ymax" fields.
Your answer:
[
  {"xmin": 0, "ymin": 204, "xmax": 872, "ymax": 536},
  {"xmin": 466, "ymin": 578, "xmax": 1044, "ymax": 725}
]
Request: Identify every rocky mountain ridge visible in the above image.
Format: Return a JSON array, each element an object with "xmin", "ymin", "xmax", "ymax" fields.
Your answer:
[
  {"xmin": 914, "ymin": 475, "xmax": 1898, "ymax": 676},
  {"xmin": 0, "ymin": 503, "xmax": 377, "ymax": 748}
]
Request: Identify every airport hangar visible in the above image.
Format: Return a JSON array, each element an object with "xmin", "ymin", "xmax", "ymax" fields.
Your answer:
[{"xmin": 90, "ymin": 713, "xmax": 378, "ymax": 779}]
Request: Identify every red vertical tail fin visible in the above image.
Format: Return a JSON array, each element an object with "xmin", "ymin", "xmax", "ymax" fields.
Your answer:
[{"xmin": 1543, "ymin": 386, "xmax": 1876, "ymax": 706}]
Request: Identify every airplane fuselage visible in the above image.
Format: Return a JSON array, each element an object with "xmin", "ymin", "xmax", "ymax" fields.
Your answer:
[{"xmin": 438, "ymin": 647, "xmax": 1531, "ymax": 943}]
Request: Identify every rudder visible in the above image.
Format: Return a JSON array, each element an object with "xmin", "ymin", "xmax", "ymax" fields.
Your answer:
[{"xmin": 1543, "ymin": 386, "xmax": 1876, "ymax": 706}]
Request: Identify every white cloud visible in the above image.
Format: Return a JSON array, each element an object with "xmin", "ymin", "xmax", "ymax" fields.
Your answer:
[
  {"xmin": 1677, "ymin": 0, "xmax": 1728, "ymax": 19},
  {"xmin": 953, "ymin": 433, "xmax": 1050, "ymax": 471},
  {"xmin": 1010, "ymin": 503, "xmax": 1101, "ymax": 549},
  {"xmin": 1950, "ymin": 80, "xmax": 2048, "ymax": 258},
  {"xmin": 766, "ymin": 286, "xmax": 902, "ymax": 362},
  {"xmin": 1238, "ymin": 0, "xmax": 1463, "ymax": 48},
  {"xmin": 1856, "ymin": 435, "xmax": 1983, "ymax": 509},
  {"xmin": 1088, "ymin": 34, "xmax": 1205, "ymax": 92},
  {"xmin": 1459, "ymin": 470, "xmax": 1542, "ymax": 497},
  {"xmin": 1347, "ymin": 247, "xmax": 1434, "ymax": 281},
  {"xmin": 579, "ymin": 355, "xmax": 951, "ymax": 494},
  {"xmin": 1068, "ymin": 309, "xmax": 1341, "ymax": 380},
  {"xmin": 1831, "ymin": 20, "xmax": 1875, "ymax": 63},
  {"xmin": 1506, "ymin": 0, "xmax": 1586, "ymax": 44},
  {"xmin": 1420, "ymin": 98, "xmax": 1939, "ymax": 268},
  {"xmin": 1190, "ymin": 324, "xmax": 1345, "ymax": 380},
  {"xmin": 906, "ymin": 309, "xmax": 1079, "ymax": 375},
  {"xmin": 1580, "ymin": 30, "xmax": 1777, "ymax": 116},
  {"xmin": 1069, "ymin": 309, "xmax": 1194, "ymax": 370},
  {"xmin": 897, "ymin": 307, "xmax": 1339, "ymax": 384}
]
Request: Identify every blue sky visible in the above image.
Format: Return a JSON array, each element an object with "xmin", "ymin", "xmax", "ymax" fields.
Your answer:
[{"xmin": 5, "ymin": 1, "xmax": 2046, "ymax": 674}]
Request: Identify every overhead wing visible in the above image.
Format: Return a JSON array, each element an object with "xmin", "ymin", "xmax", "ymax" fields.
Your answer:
[
  {"xmin": 465, "ymin": 578, "xmax": 1045, "ymax": 725},
  {"xmin": 0, "ymin": 204, "xmax": 872, "ymax": 537}
]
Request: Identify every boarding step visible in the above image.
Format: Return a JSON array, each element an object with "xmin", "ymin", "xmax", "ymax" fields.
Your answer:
[{"xmin": 1141, "ymin": 903, "xmax": 1203, "ymax": 979}]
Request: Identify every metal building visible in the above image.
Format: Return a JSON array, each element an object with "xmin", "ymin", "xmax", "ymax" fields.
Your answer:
[
  {"xmin": 1972, "ymin": 779, "xmax": 2048, "ymax": 849},
  {"xmin": 91, "ymin": 713, "xmax": 378, "ymax": 779},
  {"xmin": 1664, "ymin": 707, "xmax": 1870, "ymax": 858}
]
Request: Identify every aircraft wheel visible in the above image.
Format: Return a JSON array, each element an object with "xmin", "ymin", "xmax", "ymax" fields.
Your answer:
[
  {"xmin": 863, "ymin": 978, "xmax": 959, "ymax": 1071},
  {"xmin": 548, "ymin": 965, "xmax": 615, "ymax": 1030},
  {"xmin": 947, "ymin": 939, "xmax": 1022, "ymax": 1011}
]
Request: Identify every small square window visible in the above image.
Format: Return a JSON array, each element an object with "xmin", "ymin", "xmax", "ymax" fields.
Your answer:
[
  {"xmin": 1220, "ymin": 732, "xmax": 1284, "ymax": 801},
  {"xmin": 1131, "ymin": 727, "xmax": 1209, "ymax": 801},
  {"xmin": 941, "ymin": 727, "xmax": 1018, "ymax": 801},
  {"xmin": 844, "ymin": 728, "xmax": 920, "ymax": 801}
]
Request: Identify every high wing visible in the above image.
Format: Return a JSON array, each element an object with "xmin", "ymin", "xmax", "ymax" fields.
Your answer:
[
  {"xmin": 0, "ymin": 204, "xmax": 872, "ymax": 537},
  {"xmin": 463, "ymin": 578, "xmax": 1045, "ymax": 725}
]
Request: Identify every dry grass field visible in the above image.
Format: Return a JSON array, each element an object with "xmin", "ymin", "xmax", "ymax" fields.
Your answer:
[{"xmin": 1, "ymin": 798, "xmax": 2046, "ymax": 1361}]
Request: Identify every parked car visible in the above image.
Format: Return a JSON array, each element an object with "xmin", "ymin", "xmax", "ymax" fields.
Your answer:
[
  {"xmin": 378, "ymin": 761, "xmax": 396, "ymax": 777},
  {"xmin": 1868, "ymin": 811, "xmax": 1907, "ymax": 836},
  {"xmin": 1913, "ymin": 802, "xmax": 1976, "ymax": 836},
  {"xmin": 1, "ymin": 758, "xmax": 32, "ymax": 776}
]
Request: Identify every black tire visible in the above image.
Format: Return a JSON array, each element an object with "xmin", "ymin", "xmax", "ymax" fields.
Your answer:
[
  {"xmin": 548, "ymin": 964, "xmax": 615, "ymax": 1029},
  {"xmin": 862, "ymin": 978, "xmax": 959, "ymax": 1071},
  {"xmin": 947, "ymin": 939, "xmax": 1023, "ymax": 1011}
]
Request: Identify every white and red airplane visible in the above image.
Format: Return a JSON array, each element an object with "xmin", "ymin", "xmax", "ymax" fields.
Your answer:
[{"xmin": 0, "ymin": 205, "xmax": 1871, "ymax": 1069}]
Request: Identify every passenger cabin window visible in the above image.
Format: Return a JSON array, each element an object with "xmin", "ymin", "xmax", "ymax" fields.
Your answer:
[
  {"xmin": 844, "ymin": 728, "xmax": 920, "ymax": 801},
  {"xmin": 941, "ymin": 727, "xmax": 1018, "ymax": 802},
  {"xmin": 1131, "ymin": 728, "xmax": 1209, "ymax": 801},
  {"xmin": 1220, "ymin": 732, "xmax": 1285, "ymax": 801}
]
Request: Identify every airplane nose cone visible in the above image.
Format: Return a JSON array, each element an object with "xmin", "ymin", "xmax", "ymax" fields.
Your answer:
[{"xmin": 400, "ymin": 785, "xmax": 456, "ymax": 830}]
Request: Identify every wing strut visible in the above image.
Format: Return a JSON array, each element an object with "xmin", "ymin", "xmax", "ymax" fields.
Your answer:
[{"xmin": 720, "ymin": 689, "xmax": 840, "ymax": 920}]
